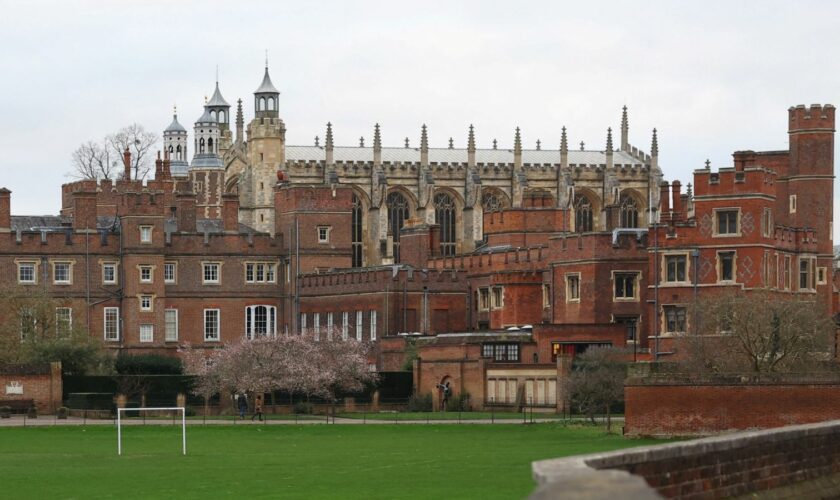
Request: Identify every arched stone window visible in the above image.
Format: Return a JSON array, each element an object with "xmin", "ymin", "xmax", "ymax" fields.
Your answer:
[
  {"xmin": 219, "ymin": 110, "xmax": 226, "ymax": 123},
  {"xmin": 168, "ymin": 145, "xmax": 174, "ymax": 154},
  {"xmin": 482, "ymin": 191, "xmax": 505, "ymax": 212},
  {"xmin": 199, "ymin": 138, "xmax": 206, "ymax": 154},
  {"xmin": 351, "ymin": 194, "xmax": 363, "ymax": 267},
  {"xmin": 619, "ymin": 194, "xmax": 639, "ymax": 228},
  {"xmin": 434, "ymin": 192, "xmax": 457, "ymax": 256},
  {"xmin": 386, "ymin": 192, "xmax": 410, "ymax": 263},
  {"xmin": 574, "ymin": 194, "xmax": 593, "ymax": 232},
  {"xmin": 267, "ymin": 97, "xmax": 275, "ymax": 110},
  {"xmin": 208, "ymin": 138, "xmax": 214, "ymax": 154},
  {"xmin": 176, "ymin": 144, "xmax": 181, "ymax": 160},
  {"xmin": 210, "ymin": 110, "xmax": 217, "ymax": 121},
  {"xmin": 259, "ymin": 97, "xmax": 266, "ymax": 111}
]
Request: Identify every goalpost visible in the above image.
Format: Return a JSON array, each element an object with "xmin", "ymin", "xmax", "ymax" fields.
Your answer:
[{"xmin": 116, "ymin": 407, "xmax": 187, "ymax": 456}]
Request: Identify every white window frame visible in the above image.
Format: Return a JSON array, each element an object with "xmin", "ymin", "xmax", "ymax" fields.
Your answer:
[
  {"xmin": 165, "ymin": 309, "xmax": 178, "ymax": 342},
  {"xmin": 204, "ymin": 309, "xmax": 220, "ymax": 342},
  {"xmin": 104, "ymin": 307, "xmax": 120, "ymax": 341},
  {"xmin": 317, "ymin": 226, "xmax": 331, "ymax": 244},
  {"xmin": 246, "ymin": 305, "xmax": 276, "ymax": 339},
  {"xmin": 342, "ymin": 311, "xmax": 349, "ymax": 340},
  {"xmin": 566, "ymin": 273, "xmax": 581, "ymax": 303},
  {"xmin": 17, "ymin": 260, "xmax": 37, "ymax": 284},
  {"xmin": 55, "ymin": 307, "xmax": 72, "ymax": 336},
  {"xmin": 313, "ymin": 313, "xmax": 320, "ymax": 340},
  {"xmin": 300, "ymin": 313, "xmax": 307, "ymax": 332},
  {"xmin": 139, "ymin": 295, "xmax": 153, "ymax": 312},
  {"xmin": 139, "ymin": 324, "xmax": 154, "ymax": 343},
  {"xmin": 713, "ymin": 208, "xmax": 741, "ymax": 237},
  {"xmin": 327, "ymin": 312, "xmax": 334, "ymax": 340},
  {"xmin": 102, "ymin": 262, "xmax": 118, "ymax": 285},
  {"xmin": 245, "ymin": 262, "xmax": 277, "ymax": 284},
  {"xmin": 164, "ymin": 262, "xmax": 177, "ymax": 284},
  {"xmin": 52, "ymin": 260, "xmax": 73, "ymax": 285},
  {"xmin": 356, "ymin": 310, "xmax": 363, "ymax": 341},
  {"xmin": 370, "ymin": 310, "xmax": 377, "ymax": 341},
  {"xmin": 202, "ymin": 262, "xmax": 221, "ymax": 285},
  {"xmin": 139, "ymin": 265, "xmax": 153, "ymax": 283},
  {"xmin": 139, "ymin": 225, "xmax": 153, "ymax": 243}
]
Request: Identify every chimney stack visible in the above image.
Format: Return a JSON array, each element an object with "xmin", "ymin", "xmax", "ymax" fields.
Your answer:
[
  {"xmin": 162, "ymin": 150, "xmax": 172, "ymax": 179},
  {"xmin": 176, "ymin": 191, "xmax": 196, "ymax": 233},
  {"xmin": 671, "ymin": 180, "xmax": 682, "ymax": 216},
  {"xmin": 0, "ymin": 188, "xmax": 10, "ymax": 231},
  {"xmin": 222, "ymin": 193, "xmax": 239, "ymax": 233},
  {"xmin": 123, "ymin": 147, "xmax": 132, "ymax": 180},
  {"xmin": 659, "ymin": 181, "xmax": 671, "ymax": 214},
  {"xmin": 72, "ymin": 188, "xmax": 98, "ymax": 231},
  {"xmin": 154, "ymin": 151, "xmax": 163, "ymax": 179}
]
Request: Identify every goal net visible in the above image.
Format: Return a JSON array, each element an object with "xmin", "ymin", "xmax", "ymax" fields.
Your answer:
[{"xmin": 116, "ymin": 407, "xmax": 186, "ymax": 456}]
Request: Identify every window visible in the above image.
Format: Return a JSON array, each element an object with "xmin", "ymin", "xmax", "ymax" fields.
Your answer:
[
  {"xmin": 203, "ymin": 262, "xmax": 220, "ymax": 284},
  {"xmin": 574, "ymin": 195, "xmax": 593, "ymax": 232},
  {"xmin": 56, "ymin": 307, "xmax": 72, "ymax": 336},
  {"xmin": 542, "ymin": 284, "xmax": 551, "ymax": 309},
  {"xmin": 245, "ymin": 263, "xmax": 276, "ymax": 283},
  {"xmin": 784, "ymin": 255, "xmax": 792, "ymax": 290},
  {"xmin": 434, "ymin": 192, "xmax": 457, "ymax": 256},
  {"xmin": 140, "ymin": 225, "xmax": 152, "ymax": 243},
  {"xmin": 300, "ymin": 313, "xmax": 307, "ymax": 331},
  {"xmin": 104, "ymin": 307, "xmax": 120, "ymax": 341},
  {"xmin": 139, "ymin": 324, "xmax": 153, "ymax": 343},
  {"xmin": 20, "ymin": 308, "xmax": 36, "ymax": 340},
  {"xmin": 370, "ymin": 310, "xmax": 377, "ymax": 341},
  {"xmin": 139, "ymin": 295, "xmax": 153, "ymax": 311},
  {"xmin": 139, "ymin": 266, "xmax": 153, "ymax": 283},
  {"xmin": 615, "ymin": 316, "xmax": 638, "ymax": 343},
  {"xmin": 313, "ymin": 313, "xmax": 320, "ymax": 339},
  {"xmin": 479, "ymin": 288, "xmax": 490, "ymax": 311},
  {"xmin": 718, "ymin": 251, "xmax": 736, "ymax": 282},
  {"xmin": 102, "ymin": 262, "xmax": 117, "ymax": 284},
  {"xmin": 351, "ymin": 195, "xmax": 364, "ymax": 267},
  {"xmin": 663, "ymin": 306, "xmax": 687, "ymax": 334},
  {"xmin": 818, "ymin": 267, "xmax": 828, "ymax": 285},
  {"xmin": 619, "ymin": 194, "xmax": 639, "ymax": 228},
  {"xmin": 356, "ymin": 311, "xmax": 363, "ymax": 341},
  {"xmin": 327, "ymin": 312, "xmax": 334, "ymax": 339},
  {"xmin": 165, "ymin": 309, "xmax": 178, "ymax": 342},
  {"xmin": 53, "ymin": 261, "xmax": 71, "ymax": 284},
  {"xmin": 481, "ymin": 344, "xmax": 520, "ymax": 362},
  {"xmin": 482, "ymin": 190, "xmax": 508, "ymax": 212},
  {"xmin": 762, "ymin": 208, "xmax": 773, "ymax": 238},
  {"xmin": 285, "ymin": 262, "xmax": 291, "ymax": 284},
  {"xmin": 246, "ymin": 305, "xmax": 276, "ymax": 339},
  {"xmin": 164, "ymin": 262, "xmax": 176, "ymax": 283},
  {"xmin": 386, "ymin": 191, "xmax": 410, "ymax": 263},
  {"xmin": 566, "ymin": 275, "xmax": 580, "ymax": 302},
  {"xmin": 204, "ymin": 309, "xmax": 220, "ymax": 341},
  {"xmin": 614, "ymin": 272, "xmax": 639, "ymax": 300},
  {"xmin": 790, "ymin": 195, "xmax": 797, "ymax": 213},
  {"xmin": 491, "ymin": 287, "xmax": 504, "ymax": 309},
  {"xmin": 317, "ymin": 226, "xmax": 330, "ymax": 243},
  {"xmin": 715, "ymin": 209, "xmax": 739, "ymax": 235},
  {"xmin": 665, "ymin": 255, "xmax": 687, "ymax": 283},
  {"xmin": 17, "ymin": 261, "xmax": 36, "ymax": 284},
  {"xmin": 799, "ymin": 257, "xmax": 815, "ymax": 291},
  {"xmin": 341, "ymin": 311, "xmax": 349, "ymax": 340}
]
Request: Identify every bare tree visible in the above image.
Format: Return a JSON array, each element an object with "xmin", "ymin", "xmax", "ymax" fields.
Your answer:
[
  {"xmin": 70, "ymin": 141, "xmax": 117, "ymax": 180},
  {"xmin": 566, "ymin": 346, "xmax": 629, "ymax": 431},
  {"xmin": 105, "ymin": 124, "xmax": 157, "ymax": 181},
  {"xmin": 683, "ymin": 290, "xmax": 835, "ymax": 374}
]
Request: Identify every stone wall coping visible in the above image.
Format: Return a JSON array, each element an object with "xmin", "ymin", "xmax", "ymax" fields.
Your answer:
[
  {"xmin": 531, "ymin": 419, "xmax": 840, "ymax": 498},
  {"xmin": 625, "ymin": 373, "xmax": 840, "ymax": 386}
]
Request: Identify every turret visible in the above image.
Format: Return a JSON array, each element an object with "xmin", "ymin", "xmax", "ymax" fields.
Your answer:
[
  {"xmin": 163, "ymin": 106, "xmax": 189, "ymax": 177},
  {"xmin": 254, "ymin": 63, "xmax": 280, "ymax": 119},
  {"xmin": 191, "ymin": 102, "xmax": 223, "ymax": 169},
  {"xmin": 206, "ymin": 81, "xmax": 231, "ymax": 131}
]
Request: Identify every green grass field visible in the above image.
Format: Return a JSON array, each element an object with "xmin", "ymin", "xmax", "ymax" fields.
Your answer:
[{"xmin": 0, "ymin": 424, "xmax": 661, "ymax": 499}]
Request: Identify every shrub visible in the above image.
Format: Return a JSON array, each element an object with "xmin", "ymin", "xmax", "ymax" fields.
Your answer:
[
  {"xmin": 57, "ymin": 407, "xmax": 68, "ymax": 419},
  {"xmin": 447, "ymin": 393, "xmax": 472, "ymax": 412},
  {"xmin": 293, "ymin": 402, "xmax": 314, "ymax": 415},
  {"xmin": 184, "ymin": 406, "xmax": 196, "ymax": 417},
  {"xmin": 407, "ymin": 393, "xmax": 433, "ymax": 412},
  {"xmin": 115, "ymin": 354, "xmax": 183, "ymax": 375},
  {"xmin": 0, "ymin": 406, "xmax": 10, "ymax": 418}
]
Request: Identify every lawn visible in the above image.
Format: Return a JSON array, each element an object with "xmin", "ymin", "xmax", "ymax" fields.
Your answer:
[{"xmin": 0, "ymin": 424, "xmax": 662, "ymax": 499}]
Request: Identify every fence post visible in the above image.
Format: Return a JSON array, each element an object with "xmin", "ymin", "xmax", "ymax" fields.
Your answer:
[{"xmin": 491, "ymin": 398, "xmax": 495, "ymax": 424}]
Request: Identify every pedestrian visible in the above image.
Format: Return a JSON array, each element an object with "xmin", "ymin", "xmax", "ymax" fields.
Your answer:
[
  {"xmin": 237, "ymin": 393, "xmax": 248, "ymax": 419},
  {"xmin": 251, "ymin": 395, "xmax": 263, "ymax": 422}
]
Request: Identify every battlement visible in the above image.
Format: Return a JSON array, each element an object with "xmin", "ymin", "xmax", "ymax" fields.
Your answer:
[
  {"xmin": 692, "ymin": 164, "xmax": 777, "ymax": 197},
  {"xmin": 299, "ymin": 266, "xmax": 465, "ymax": 293},
  {"xmin": 789, "ymin": 104, "xmax": 836, "ymax": 132},
  {"xmin": 428, "ymin": 245, "xmax": 547, "ymax": 271}
]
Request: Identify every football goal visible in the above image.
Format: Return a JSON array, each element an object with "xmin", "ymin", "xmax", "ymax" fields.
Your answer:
[{"xmin": 116, "ymin": 407, "xmax": 186, "ymax": 456}]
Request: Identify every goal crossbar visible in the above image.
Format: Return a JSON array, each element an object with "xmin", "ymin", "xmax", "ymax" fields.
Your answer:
[{"xmin": 116, "ymin": 407, "xmax": 186, "ymax": 456}]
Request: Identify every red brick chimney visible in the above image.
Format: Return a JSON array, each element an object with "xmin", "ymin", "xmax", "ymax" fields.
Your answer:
[
  {"xmin": 72, "ymin": 188, "xmax": 98, "ymax": 231},
  {"xmin": 123, "ymin": 147, "xmax": 132, "ymax": 180},
  {"xmin": 222, "ymin": 193, "xmax": 239, "ymax": 233},
  {"xmin": 162, "ymin": 150, "xmax": 171, "ymax": 180},
  {"xmin": 659, "ymin": 181, "xmax": 671, "ymax": 214},
  {"xmin": 0, "ymin": 188, "xmax": 10, "ymax": 231},
  {"xmin": 154, "ymin": 151, "xmax": 163, "ymax": 179},
  {"xmin": 671, "ymin": 180, "xmax": 682, "ymax": 217},
  {"xmin": 176, "ymin": 191, "xmax": 196, "ymax": 233}
]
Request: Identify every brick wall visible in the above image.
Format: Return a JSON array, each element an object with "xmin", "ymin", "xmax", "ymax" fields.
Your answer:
[
  {"xmin": 0, "ymin": 363, "xmax": 62, "ymax": 413},
  {"xmin": 533, "ymin": 419, "xmax": 840, "ymax": 499},
  {"xmin": 625, "ymin": 375, "xmax": 840, "ymax": 436}
]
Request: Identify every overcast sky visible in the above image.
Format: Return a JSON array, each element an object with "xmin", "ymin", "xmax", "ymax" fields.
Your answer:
[{"xmin": 1, "ymin": 0, "xmax": 838, "ymax": 236}]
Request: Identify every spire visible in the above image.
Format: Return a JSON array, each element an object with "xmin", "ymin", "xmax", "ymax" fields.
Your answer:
[
  {"xmin": 325, "ymin": 122, "xmax": 334, "ymax": 166},
  {"xmin": 620, "ymin": 105, "xmax": 629, "ymax": 152},
  {"xmin": 404, "ymin": 137, "xmax": 410, "ymax": 148},
  {"xmin": 359, "ymin": 136, "xmax": 365, "ymax": 148},
  {"xmin": 467, "ymin": 124, "xmax": 476, "ymax": 152},
  {"xmin": 560, "ymin": 126, "xmax": 568, "ymax": 155},
  {"xmin": 651, "ymin": 128, "xmax": 658, "ymax": 157},
  {"xmin": 536, "ymin": 139, "xmax": 541, "ymax": 151},
  {"xmin": 514, "ymin": 127, "xmax": 522, "ymax": 155},
  {"xmin": 492, "ymin": 139, "xmax": 497, "ymax": 150},
  {"xmin": 373, "ymin": 123, "xmax": 381, "ymax": 151},
  {"xmin": 315, "ymin": 136, "xmax": 320, "ymax": 147},
  {"xmin": 606, "ymin": 127, "xmax": 613, "ymax": 154},
  {"xmin": 580, "ymin": 141, "xmax": 585, "ymax": 151},
  {"xmin": 420, "ymin": 124, "xmax": 429, "ymax": 166},
  {"xmin": 235, "ymin": 99, "xmax": 244, "ymax": 144},
  {"xmin": 448, "ymin": 137, "xmax": 454, "ymax": 149},
  {"xmin": 207, "ymin": 80, "xmax": 230, "ymax": 107},
  {"xmin": 704, "ymin": 158, "xmax": 711, "ymax": 170}
]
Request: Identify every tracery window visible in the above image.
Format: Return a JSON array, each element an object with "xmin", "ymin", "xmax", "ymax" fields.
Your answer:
[
  {"xmin": 434, "ymin": 192, "xmax": 456, "ymax": 256},
  {"xmin": 351, "ymin": 195, "xmax": 363, "ymax": 267},
  {"xmin": 574, "ymin": 195, "xmax": 593, "ymax": 232},
  {"xmin": 619, "ymin": 194, "xmax": 639, "ymax": 228},
  {"xmin": 482, "ymin": 191, "xmax": 504, "ymax": 212},
  {"xmin": 386, "ymin": 192, "xmax": 410, "ymax": 263}
]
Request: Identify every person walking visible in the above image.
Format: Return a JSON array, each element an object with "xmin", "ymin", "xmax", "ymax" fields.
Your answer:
[
  {"xmin": 237, "ymin": 394, "xmax": 248, "ymax": 419},
  {"xmin": 251, "ymin": 395, "xmax": 263, "ymax": 422}
]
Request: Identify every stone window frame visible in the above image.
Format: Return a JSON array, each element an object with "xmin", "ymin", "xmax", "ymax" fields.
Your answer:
[
  {"xmin": 203, "ymin": 308, "xmax": 221, "ymax": 342},
  {"xmin": 717, "ymin": 250, "xmax": 737, "ymax": 284},
  {"xmin": 138, "ymin": 265, "xmax": 155, "ymax": 284},
  {"xmin": 662, "ymin": 304, "xmax": 688, "ymax": 336},
  {"xmin": 783, "ymin": 255, "xmax": 792, "ymax": 291},
  {"xmin": 817, "ymin": 266, "xmax": 828, "ymax": 286},
  {"xmin": 798, "ymin": 256, "xmax": 817, "ymax": 293},
  {"xmin": 761, "ymin": 207, "xmax": 774, "ymax": 238},
  {"xmin": 661, "ymin": 252, "xmax": 690, "ymax": 285},
  {"xmin": 341, "ymin": 311, "xmax": 349, "ymax": 340},
  {"xmin": 478, "ymin": 288, "xmax": 491, "ymax": 311},
  {"xmin": 789, "ymin": 195, "xmax": 797, "ymax": 214},
  {"xmin": 317, "ymin": 226, "xmax": 331, "ymax": 244},
  {"xmin": 542, "ymin": 284, "xmax": 551, "ymax": 309},
  {"xmin": 104, "ymin": 307, "xmax": 120, "ymax": 341},
  {"xmin": 612, "ymin": 271, "xmax": 641, "ymax": 302},
  {"xmin": 139, "ymin": 324, "xmax": 154, "ymax": 343},
  {"xmin": 713, "ymin": 207, "xmax": 741, "ymax": 237},
  {"xmin": 139, "ymin": 294, "xmax": 155, "ymax": 312},
  {"xmin": 15, "ymin": 259, "xmax": 39, "ymax": 285},
  {"xmin": 164, "ymin": 261, "xmax": 177, "ymax": 284},
  {"xmin": 491, "ymin": 286, "xmax": 504, "ymax": 310},
  {"xmin": 565, "ymin": 273, "xmax": 581, "ymax": 303},
  {"xmin": 50, "ymin": 259, "xmax": 75, "ymax": 285},
  {"xmin": 202, "ymin": 261, "xmax": 222, "ymax": 285},
  {"xmin": 139, "ymin": 225, "xmax": 153, "ymax": 244},
  {"xmin": 164, "ymin": 309, "xmax": 178, "ymax": 342},
  {"xmin": 244, "ymin": 261, "xmax": 278, "ymax": 284},
  {"xmin": 101, "ymin": 260, "xmax": 119, "ymax": 285}
]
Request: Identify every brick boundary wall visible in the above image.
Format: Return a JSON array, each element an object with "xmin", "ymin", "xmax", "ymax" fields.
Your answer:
[
  {"xmin": 531, "ymin": 419, "xmax": 840, "ymax": 499},
  {"xmin": 624, "ymin": 375, "xmax": 840, "ymax": 436},
  {"xmin": 0, "ymin": 362, "xmax": 62, "ymax": 414}
]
